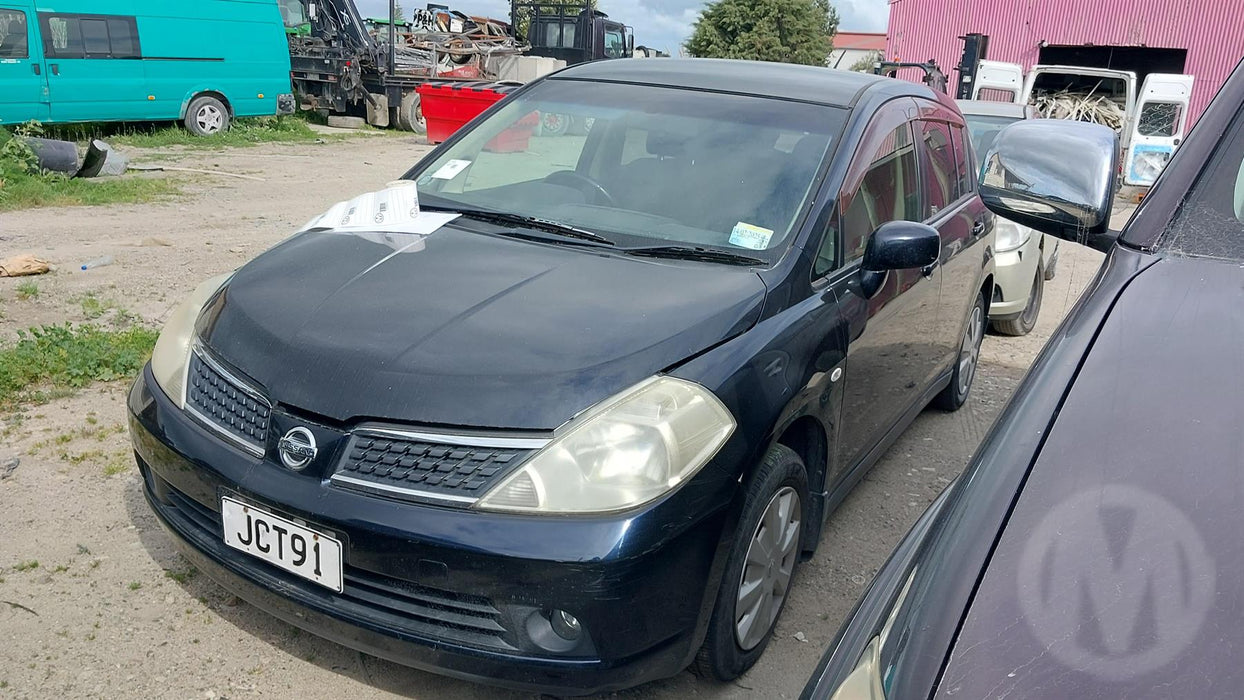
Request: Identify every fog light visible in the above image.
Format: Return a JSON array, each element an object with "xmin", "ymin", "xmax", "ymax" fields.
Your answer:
[{"xmin": 550, "ymin": 609, "xmax": 581, "ymax": 641}]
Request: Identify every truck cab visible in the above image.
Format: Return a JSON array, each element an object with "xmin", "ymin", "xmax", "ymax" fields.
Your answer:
[{"xmin": 515, "ymin": 1, "xmax": 632, "ymax": 65}]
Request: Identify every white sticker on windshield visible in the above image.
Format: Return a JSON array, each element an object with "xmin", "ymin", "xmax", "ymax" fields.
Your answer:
[
  {"xmin": 729, "ymin": 222, "xmax": 774, "ymax": 250},
  {"xmin": 431, "ymin": 159, "xmax": 472, "ymax": 180}
]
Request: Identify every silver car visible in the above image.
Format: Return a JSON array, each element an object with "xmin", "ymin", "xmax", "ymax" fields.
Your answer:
[{"xmin": 959, "ymin": 100, "xmax": 1059, "ymax": 335}]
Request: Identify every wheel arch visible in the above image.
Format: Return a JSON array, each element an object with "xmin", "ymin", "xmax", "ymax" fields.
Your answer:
[
  {"xmin": 181, "ymin": 90, "xmax": 234, "ymax": 120},
  {"xmin": 772, "ymin": 413, "xmax": 830, "ymax": 556}
]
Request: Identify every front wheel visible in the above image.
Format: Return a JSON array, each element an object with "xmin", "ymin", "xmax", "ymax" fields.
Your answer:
[
  {"xmin": 184, "ymin": 95, "xmax": 230, "ymax": 136},
  {"xmin": 992, "ymin": 262, "xmax": 1043, "ymax": 337},
  {"xmin": 934, "ymin": 290, "xmax": 986, "ymax": 411},
  {"xmin": 694, "ymin": 444, "xmax": 808, "ymax": 681}
]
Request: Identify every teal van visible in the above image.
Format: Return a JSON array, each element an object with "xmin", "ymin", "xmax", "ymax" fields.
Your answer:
[{"xmin": 0, "ymin": 0, "xmax": 293, "ymax": 134}]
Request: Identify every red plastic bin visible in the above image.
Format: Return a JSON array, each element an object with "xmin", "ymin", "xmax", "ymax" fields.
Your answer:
[{"xmin": 417, "ymin": 82, "xmax": 532, "ymax": 150}]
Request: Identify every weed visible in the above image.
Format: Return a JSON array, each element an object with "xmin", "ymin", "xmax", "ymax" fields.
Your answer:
[
  {"xmin": 77, "ymin": 544, "xmax": 91, "ymax": 555},
  {"xmin": 59, "ymin": 449, "xmax": 104, "ymax": 465},
  {"xmin": 55, "ymin": 629, "xmax": 68, "ymax": 638},
  {"xmin": 43, "ymin": 115, "xmax": 328, "ymax": 150},
  {"xmin": 127, "ymin": 581, "xmax": 141, "ymax": 591},
  {"xmin": 52, "ymin": 565, "xmax": 68, "ymax": 573},
  {"xmin": 85, "ymin": 414, "xmax": 98, "ymax": 425},
  {"xmin": 15, "ymin": 281, "xmax": 38, "ymax": 300},
  {"xmin": 164, "ymin": 567, "xmax": 198, "ymax": 584},
  {"xmin": 0, "ymin": 323, "xmax": 158, "ymax": 409},
  {"xmin": 85, "ymin": 632, "xmax": 96, "ymax": 642},
  {"xmin": 89, "ymin": 559, "xmax": 100, "ymax": 569},
  {"xmin": 103, "ymin": 455, "xmax": 130, "ymax": 477},
  {"xmin": 54, "ymin": 433, "xmax": 72, "ymax": 445},
  {"xmin": 14, "ymin": 560, "xmax": 38, "ymax": 572}
]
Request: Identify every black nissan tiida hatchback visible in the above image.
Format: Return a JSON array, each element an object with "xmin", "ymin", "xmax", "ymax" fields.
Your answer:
[{"xmin": 129, "ymin": 59, "xmax": 995, "ymax": 694}]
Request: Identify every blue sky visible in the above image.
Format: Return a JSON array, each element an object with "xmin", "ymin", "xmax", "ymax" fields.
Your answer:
[{"xmin": 356, "ymin": 0, "xmax": 890, "ymax": 56}]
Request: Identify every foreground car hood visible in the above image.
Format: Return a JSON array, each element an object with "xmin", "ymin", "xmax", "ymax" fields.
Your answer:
[{"xmin": 197, "ymin": 225, "xmax": 765, "ymax": 430}]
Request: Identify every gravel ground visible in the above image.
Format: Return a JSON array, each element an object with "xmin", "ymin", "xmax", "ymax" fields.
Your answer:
[{"xmin": 0, "ymin": 133, "xmax": 1112, "ymax": 699}]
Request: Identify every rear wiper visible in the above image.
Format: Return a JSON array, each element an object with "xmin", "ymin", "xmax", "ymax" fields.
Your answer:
[
  {"xmin": 430, "ymin": 206, "xmax": 615, "ymax": 246},
  {"xmin": 623, "ymin": 245, "xmax": 765, "ymax": 266}
]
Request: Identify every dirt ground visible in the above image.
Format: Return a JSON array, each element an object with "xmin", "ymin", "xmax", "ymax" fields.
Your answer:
[{"xmin": 0, "ymin": 132, "xmax": 1111, "ymax": 699}]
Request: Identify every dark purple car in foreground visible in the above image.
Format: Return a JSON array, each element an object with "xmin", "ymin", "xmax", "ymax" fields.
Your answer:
[{"xmin": 804, "ymin": 58, "xmax": 1244, "ymax": 699}]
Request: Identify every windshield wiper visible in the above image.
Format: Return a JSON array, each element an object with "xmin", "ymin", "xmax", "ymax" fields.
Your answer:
[
  {"xmin": 623, "ymin": 245, "xmax": 765, "ymax": 266},
  {"xmin": 427, "ymin": 205, "xmax": 615, "ymax": 246}
]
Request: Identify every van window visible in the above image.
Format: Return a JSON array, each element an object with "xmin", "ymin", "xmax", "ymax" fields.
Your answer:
[
  {"xmin": 1138, "ymin": 102, "xmax": 1183, "ymax": 137},
  {"xmin": 0, "ymin": 10, "xmax": 28, "ymax": 59},
  {"xmin": 39, "ymin": 14, "xmax": 140, "ymax": 59}
]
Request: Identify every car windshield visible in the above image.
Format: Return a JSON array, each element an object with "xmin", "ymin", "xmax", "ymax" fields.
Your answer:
[
  {"xmin": 962, "ymin": 113, "xmax": 1021, "ymax": 160},
  {"xmin": 1161, "ymin": 104, "xmax": 1244, "ymax": 258},
  {"xmin": 408, "ymin": 79, "xmax": 845, "ymax": 260}
]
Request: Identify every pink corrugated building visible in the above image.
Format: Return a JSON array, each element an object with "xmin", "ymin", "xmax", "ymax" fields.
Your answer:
[{"xmin": 886, "ymin": 0, "xmax": 1244, "ymax": 126}]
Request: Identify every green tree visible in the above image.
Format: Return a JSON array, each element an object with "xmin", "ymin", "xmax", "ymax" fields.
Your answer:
[
  {"xmin": 393, "ymin": 2, "xmax": 405, "ymax": 23},
  {"xmin": 686, "ymin": 0, "xmax": 838, "ymax": 66},
  {"xmin": 848, "ymin": 49, "xmax": 883, "ymax": 72}
]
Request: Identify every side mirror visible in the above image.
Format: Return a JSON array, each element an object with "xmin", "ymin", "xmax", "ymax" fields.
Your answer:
[
  {"xmin": 978, "ymin": 120, "xmax": 1118, "ymax": 252},
  {"xmin": 860, "ymin": 221, "xmax": 941, "ymax": 298}
]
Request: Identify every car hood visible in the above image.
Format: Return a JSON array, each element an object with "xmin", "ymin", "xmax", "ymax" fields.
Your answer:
[
  {"xmin": 197, "ymin": 225, "xmax": 766, "ymax": 430},
  {"xmin": 937, "ymin": 254, "xmax": 1244, "ymax": 697}
]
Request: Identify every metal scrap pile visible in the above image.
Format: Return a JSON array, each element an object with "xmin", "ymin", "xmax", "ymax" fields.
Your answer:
[
  {"xmin": 1031, "ymin": 86, "xmax": 1127, "ymax": 131},
  {"xmin": 372, "ymin": 11, "xmax": 524, "ymax": 79}
]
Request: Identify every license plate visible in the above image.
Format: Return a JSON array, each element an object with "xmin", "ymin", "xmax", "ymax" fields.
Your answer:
[{"xmin": 220, "ymin": 496, "xmax": 344, "ymax": 593}]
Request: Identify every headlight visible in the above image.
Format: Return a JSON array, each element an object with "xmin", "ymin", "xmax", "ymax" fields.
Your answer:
[
  {"xmin": 150, "ymin": 273, "xmax": 232, "ymax": 408},
  {"xmin": 477, "ymin": 376, "xmax": 736, "ymax": 514},
  {"xmin": 994, "ymin": 218, "xmax": 1031, "ymax": 253}
]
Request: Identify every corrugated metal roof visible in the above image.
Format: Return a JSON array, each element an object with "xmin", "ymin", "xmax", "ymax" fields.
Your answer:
[{"xmin": 886, "ymin": 0, "xmax": 1244, "ymax": 126}]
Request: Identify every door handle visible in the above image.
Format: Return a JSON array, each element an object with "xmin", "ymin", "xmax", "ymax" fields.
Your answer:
[
  {"xmin": 49, "ymin": 63, "xmax": 59, "ymax": 76},
  {"xmin": 971, "ymin": 220, "xmax": 986, "ymax": 237},
  {"xmin": 32, "ymin": 64, "xmax": 40, "ymax": 76}
]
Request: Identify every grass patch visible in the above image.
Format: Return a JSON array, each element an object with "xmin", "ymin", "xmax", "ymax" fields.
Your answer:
[
  {"xmin": 0, "ymin": 323, "xmax": 158, "ymax": 410},
  {"xmin": 15, "ymin": 281, "xmax": 38, "ymax": 300},
  {"xmin": 128, "ymin": 581, "xmax": 142, "ymax": 591},
  {"xmin": 14, "ymin": 560, "xmax": 38, "ymax": 572},
  {"xmin": 43, "ymin": 115, "xmax": 325, "ymax": 150}
]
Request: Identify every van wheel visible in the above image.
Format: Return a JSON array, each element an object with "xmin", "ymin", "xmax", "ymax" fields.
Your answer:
[
  {"xmin": 185, "ymin": 96, "xmax": 230, "ymax": 136},
  {"xmin": 397, "ymin": 92, "xmax": 426, "ymax": 134},
  {"xmin": 693, "ymin": 444, "xmax": 807, "ymax": 681},
  {"xmin": 934, "ymin": 291, "xmax": 986, "ymax": 411}
]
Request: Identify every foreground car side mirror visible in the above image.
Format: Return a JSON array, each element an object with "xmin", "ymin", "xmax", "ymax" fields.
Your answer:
[
  {"xmin": 860, "ymin": 221, "xmax": 941, "ymax": 298},
  {"xmin": 978, "ymin": 120, "xmax": 1118, "ymax": 252}
]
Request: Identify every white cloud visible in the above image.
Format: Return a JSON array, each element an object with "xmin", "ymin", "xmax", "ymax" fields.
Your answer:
[{"xmin": 355, "ymin": 0, "xmax": 890, "ymax": 55}]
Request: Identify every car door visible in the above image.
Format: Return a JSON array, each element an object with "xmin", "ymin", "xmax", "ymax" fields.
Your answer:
[
  {"xmin": 37, "ymin": 12, "xmax": 147, "ymax": 123},
  {"xmin": 914, "ymin": 103, "xmax": 990, "ymax": 369},
  {"xmin": 817, "ymin": 98, "xmax": 943, "ymax": 472},
  {"xmin": 1123, "ymin": 73, "xmax": 1195, "ymax": 186},
  {"xmin": 971, "ymin": 60, "xmax": 1024, "ymax": 103},
  {"xmin": 0, "ymin": 5, "xmax": 49, "ymax": 123}
]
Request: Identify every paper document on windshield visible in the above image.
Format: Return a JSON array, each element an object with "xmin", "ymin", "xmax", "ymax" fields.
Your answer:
[
  {"xmin": 297, "ymin": 181, "xmax": 459, "ymax": 235},
  {"xmin": 729, "ymin": 222, "xmax": 774, "ymax": 250}
]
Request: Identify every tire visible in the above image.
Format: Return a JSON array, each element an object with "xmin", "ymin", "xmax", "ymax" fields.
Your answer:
[
  {"xmin": 397, "ymin": 91, "xmax": 426, "ymax": 135},
  {"xmin": 933, "ymin": 290, "xmax": 986, "ymax": 411},
  {"xmin": 992, "ymin": 262, "xmax": 1044, "ymax": 337},
  {"xmin": 693, "ymin": 444, "xmax": 808, "ymax": 681},
  {"xmin": 539, "ymin": 111, "xmax": 570, "ymax": 136},
  {"xmin": 184, "ymin": 95, "xmax": 230, "ymax": 136}
]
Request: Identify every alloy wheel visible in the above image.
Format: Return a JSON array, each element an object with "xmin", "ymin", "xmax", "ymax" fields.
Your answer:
[
  {"xmin": 735, "ymin": 486, "xmax": 802, "ymax": 651},
  {"xmin": 196, "ymin": 105, "xmax": 224, "ymax": 133},
  {"xmin": 958, "ymin": 304, "xmax": 984, "ymax": 396}
]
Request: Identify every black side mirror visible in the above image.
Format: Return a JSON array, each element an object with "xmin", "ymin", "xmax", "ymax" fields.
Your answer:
[
  {"xmin": 860, "ymin": 221, "xmax": 941, "ymax": 298},
  {"xmin": 978, "ymin": 120, "xmax": 1118, "ymax": 252}
]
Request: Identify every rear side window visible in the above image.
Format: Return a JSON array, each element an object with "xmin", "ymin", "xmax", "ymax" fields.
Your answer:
[
  {"xmin": 950, "ymin": 124, "xmax": 973, "ymax": 197},
  {"xmin": 0, "ymin": 9, "xmax": 28, "ymax": 59},
  {"xmin": 840, "ymin": 123, "xmax": 921, "ymax": 261},
  {"xmin": 918, "ymin": 120, "xmax": 956, "ymax": 216},
  {"xmin": 39, "ymin": 13, "xmax": 140, "ymax": 59},
  {"xmin": 1138, "ymin": 102, "xmax": 1184, "ymax": 137}
]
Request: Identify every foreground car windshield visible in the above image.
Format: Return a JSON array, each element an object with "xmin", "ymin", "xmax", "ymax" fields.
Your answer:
[{"xmin": 410, "ymin": 80, "xmax": 844, "ymax": 259}]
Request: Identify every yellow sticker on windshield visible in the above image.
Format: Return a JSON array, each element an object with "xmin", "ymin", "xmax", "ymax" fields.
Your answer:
[{"xmin": 729, "ymin": 222, "xmax": 774, "ymax": 250}]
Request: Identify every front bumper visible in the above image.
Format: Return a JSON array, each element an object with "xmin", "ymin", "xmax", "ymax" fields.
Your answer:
[
  {"xmin": 128, "ymin": 365, "xmax": 731, "ymax": 695},
  {"xmin": 990, "ymin": 236, "xmax": 1042, "ymax": 319}
]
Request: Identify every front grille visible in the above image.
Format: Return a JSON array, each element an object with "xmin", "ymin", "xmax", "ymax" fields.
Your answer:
[
  {"xmin": 331, "ymin": 431, "xmax": 538, "ymax": 504},
  {"xmin": 156, "ymin": 482, "xmax": 515, "ymax": 651},
  {"xmin": 186, "ymin": 351, "xmax": 270, "ymax": 454}
]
